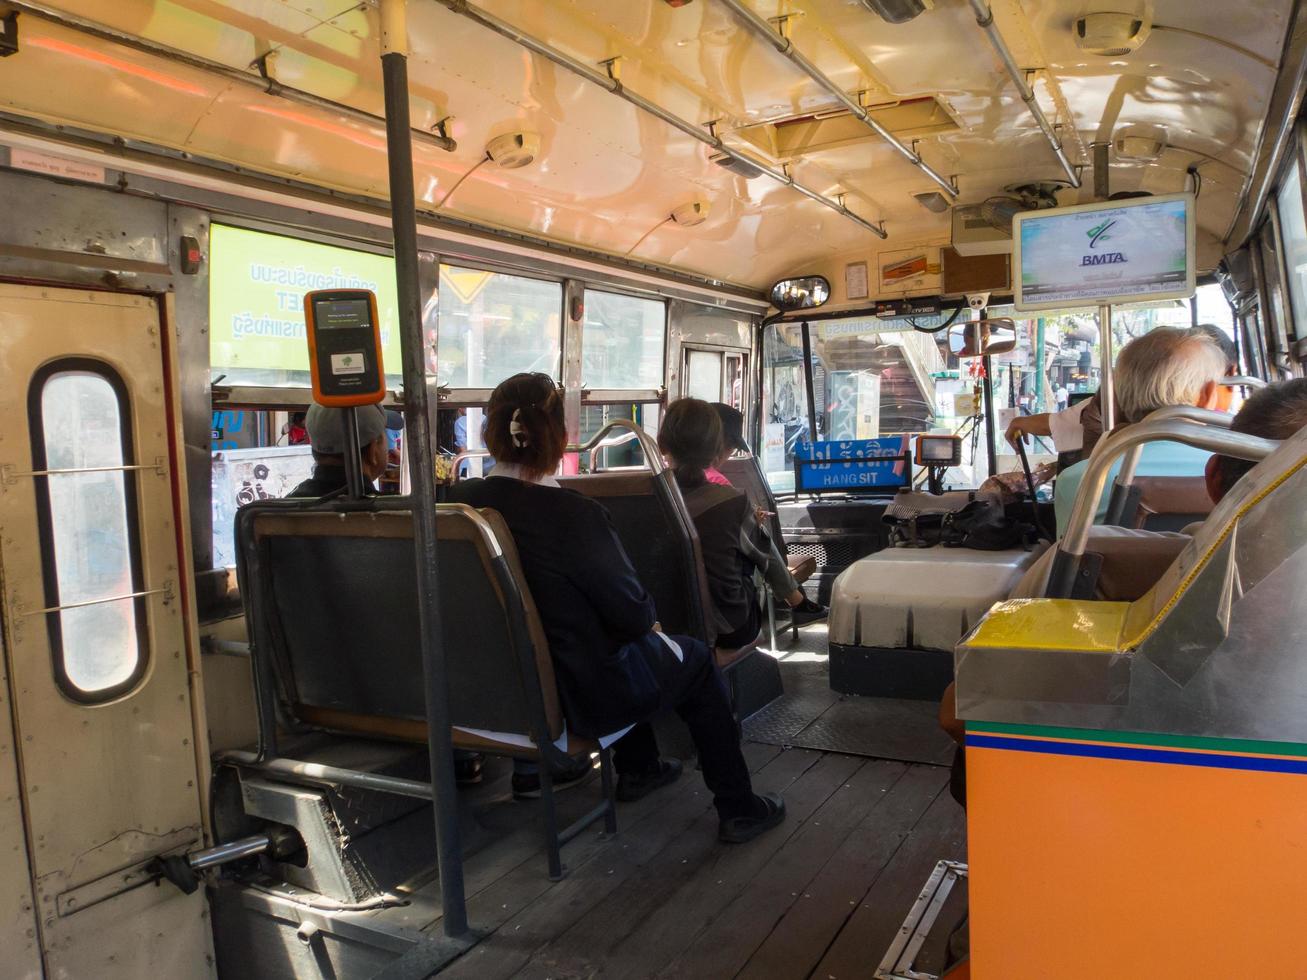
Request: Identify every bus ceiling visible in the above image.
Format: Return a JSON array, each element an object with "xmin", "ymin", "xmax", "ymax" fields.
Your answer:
[{"xmin": 0, "ymin": 1, "xmax": 1302, "ymax": 291}]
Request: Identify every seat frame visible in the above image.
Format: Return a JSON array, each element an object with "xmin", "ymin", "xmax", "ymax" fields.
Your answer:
[{"xmin": 233, "ymin": 494, "xmax": 616, "ymax": 881}]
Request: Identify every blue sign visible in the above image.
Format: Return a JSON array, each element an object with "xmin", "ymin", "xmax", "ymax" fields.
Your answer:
[{"xmin": 794, "ymin": 437, "xmax": 911, "ymax": 492}]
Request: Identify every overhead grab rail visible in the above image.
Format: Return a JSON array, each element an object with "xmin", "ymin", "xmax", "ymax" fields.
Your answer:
[
  {"xmin": 1046, "ymin": 418, "xmax": 1278, "ymax": 597},
  {"xmin": 6, "ymin": 1, "xmax": 457, "ymax": 154},
  {"xmin": 966, "ymin": 0, "xmax": 1081, "ymax": 189},
  {"xmin": 1102, "ymin": 406, "xmax": 1233, "ymax": 525},
  {"xmin": 718, "ymin": 0, "xmax": 958, "ymax": 198},
  {"xmin": 431, "ymin": 0, "xmax": 887, "ymax": 239}
]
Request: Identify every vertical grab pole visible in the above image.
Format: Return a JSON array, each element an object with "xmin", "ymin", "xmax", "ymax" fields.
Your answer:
[
  {"xmin": 979, "ymin": 309, "xmax": 998, "ymax": 477},
  {"xmin": 1099, "ymin": 304, "xmax": 1115, "ymax": 431},
  {"xmin": 342, "ymin": 406, "xmax": 366, "ymax": 498},
  {"xmin": 800, "ymin": 320, "xmax": 819, "ymax": 445},
  {"xmin": 379, "ymin": 0, "xmax": 468, "ymax": 938}
]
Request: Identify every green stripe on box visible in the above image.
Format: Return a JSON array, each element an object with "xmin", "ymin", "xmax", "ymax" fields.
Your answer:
[{"xmin": 966, "ymin": 721, "xmax": 1307, "ymax": 759}]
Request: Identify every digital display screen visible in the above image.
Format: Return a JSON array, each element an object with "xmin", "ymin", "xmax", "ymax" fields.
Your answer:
[
  {"xmin": 314, "ymin": 298, "xmax": 371, "ymax": 330},
  {"xmin": 916, "ymin": 435, "xmax": 961, "ymax": 464},
  {"xmin": 1014, "ymin": 193, "xmax": 1194, "ymax": 311}
]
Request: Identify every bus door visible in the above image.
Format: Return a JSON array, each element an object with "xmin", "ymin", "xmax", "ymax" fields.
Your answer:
[{"xmin": 0, "ymin": 284, "xmax": 212, "ymax": 978}]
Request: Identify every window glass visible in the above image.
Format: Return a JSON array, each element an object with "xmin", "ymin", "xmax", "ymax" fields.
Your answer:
[
  {"xmin": 1276, "ymin": 159, "xmax": 1307, "ymax": 340},
  {"xmin": 685, "ymin": 349, "xmax": 724, "ymax": 401},
  {"xmin": 36, "ymin": 369, "xmax": 143, "ymax": 696},
  {"xmin": 437, "ymin": 266, "xmax": 561, "ymax": 388},
  {"xmin": 578, "ymin": 403, "xmax": 660, "ymax": 471},
  {"xmin": 583, "ymin": 290, "xmax": 665, "ymax": 388},
  {"xmin": 761, "ymin": 323, "xmax": 812, "ymax": 492},
  {"xmin": 208, "ymin": 223, "xmax": 402, "ymax": 388}
]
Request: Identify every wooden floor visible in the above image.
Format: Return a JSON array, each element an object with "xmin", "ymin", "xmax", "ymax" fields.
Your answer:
[{"xmin": 403, "ymin": 656, "xmax": 967, "ymax": 980}]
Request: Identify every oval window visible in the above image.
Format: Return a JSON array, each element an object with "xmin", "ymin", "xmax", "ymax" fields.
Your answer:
[{"xmin": 29, "ymin": 362, "xmax": 147, "ymax": 701}]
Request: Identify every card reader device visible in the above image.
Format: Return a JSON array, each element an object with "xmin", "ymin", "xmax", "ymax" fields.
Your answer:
[
  {"xmin": 303, "ymin": 289, "xmax": 387, "ymax": 498},
  {"xmin": 304, "ymin": 289, "xmax": 386, "ymax": 407},
  {"xmin": 915, "ymin": 434, "xmax": 962, "ymax": 495}
]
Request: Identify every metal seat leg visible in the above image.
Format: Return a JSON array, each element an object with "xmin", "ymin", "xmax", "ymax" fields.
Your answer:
[
  {"xmin": 598, "ymin": 746, "xmax": 617, "ymax": 836},
  {"xmin": 538, "ymin": 766, "xmax": 565, "ymax": 881}
]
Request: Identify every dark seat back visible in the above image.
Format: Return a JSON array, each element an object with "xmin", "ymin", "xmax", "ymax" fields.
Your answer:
[
  {"xmin": 556, "ymin": 471, "xmax": 714, "ymax": 645},
  {"xmin": 719, "ymin": 454, "xmax": 786, "ymax": 550},
  {"xmin": 1130, "ymin": 475, "xmax": 1214, "ymax": 532},
  {"xmin": 235, "ymin": 499, "xmax": 564, "ymax": 753}
]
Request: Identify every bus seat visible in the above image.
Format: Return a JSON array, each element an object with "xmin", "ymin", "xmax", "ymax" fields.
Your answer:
[
  {"xmin": 1007, "ymin": 527, "xmax": 1192, "ymax": 602},
  {"xmin": 955, "ymin": 423, "xmax": 1307, "ymax": 741},
  {"xmin": 557, "ymin": 471, "xmax": 713, "ymax": 644},
  {"xmin": 828, "ymin": 546, "xmax": 1045, "ymax": 699},
  {"xmin": 235, "ymin": 500, "xmax": 616, "ymax": 879},
  {"xmin": 1129, "ymin": 475, "xmax": 1214, "ymax": 532},
  {"xmin": 557, "ymin": 472, "xmax": 782, "ymax": 722}
]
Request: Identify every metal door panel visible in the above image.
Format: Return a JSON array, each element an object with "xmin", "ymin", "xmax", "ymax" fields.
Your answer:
[
  {"xmin": 0, "ymin": 283, "xmax": 212, "ymax": 978},
  {"xmin": 0, "ymin": 629, "xmax": 41, "ymax": 980}
]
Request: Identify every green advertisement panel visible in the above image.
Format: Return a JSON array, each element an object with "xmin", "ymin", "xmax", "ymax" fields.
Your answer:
[{"xmin": 209, "ymin": 223, "xmax": 401, "ymax": 382}]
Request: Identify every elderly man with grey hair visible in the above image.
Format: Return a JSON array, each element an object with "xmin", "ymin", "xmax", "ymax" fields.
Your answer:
[{"xmin": 1052, "ymin": 326, "xmax": 1228, "ymax": 535}]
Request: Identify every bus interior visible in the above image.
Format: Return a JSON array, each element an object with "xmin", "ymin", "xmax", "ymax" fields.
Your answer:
[{"xmin": 1, "ymin": 1, "xmax": 1306, "ymax": 978}]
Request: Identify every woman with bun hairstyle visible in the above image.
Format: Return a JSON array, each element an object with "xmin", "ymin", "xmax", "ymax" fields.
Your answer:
[{"xmin": 448, "ymin": 373, "xmax": 785, "ymax": 843}]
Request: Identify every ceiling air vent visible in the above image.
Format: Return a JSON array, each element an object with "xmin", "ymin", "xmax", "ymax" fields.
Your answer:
[
  {"xmin": 485, "ymin": 132, "xmax": 540, "ymax": 169},
  {"xmin": 1074, "ymin": 13, "xmax": 1151, "ymax": 56},
  {"xmin": 709, "ymin": 151, "xmax": 765, "ymax": 180}
]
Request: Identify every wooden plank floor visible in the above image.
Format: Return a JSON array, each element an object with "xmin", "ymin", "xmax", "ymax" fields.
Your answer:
[{"xmin": 417, "ymin": 727, "xmax": 965, "ymax": 978}]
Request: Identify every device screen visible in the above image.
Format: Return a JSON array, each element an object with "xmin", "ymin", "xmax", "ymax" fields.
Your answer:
[
  {"xmin": 315, "ymin": 297, "xmax": 372, "ymax": 329},
  {"xmin": 915, "ymin": 435, "xmax": 962, "ymax": 466}
]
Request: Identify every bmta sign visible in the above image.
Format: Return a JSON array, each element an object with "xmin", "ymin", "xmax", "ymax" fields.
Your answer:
[{"xmin": 794, "ymin": 437, "xmax": 910, "ymax": 493}]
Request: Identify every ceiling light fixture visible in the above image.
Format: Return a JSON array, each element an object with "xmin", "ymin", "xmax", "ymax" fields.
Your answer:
[
  {"xmin": 485, "ymin": 131, "xmax": 541, "ymax": 169},
  {"xmin": 913, "ymin": 190, "xmax": 951, "ymax": 213}
]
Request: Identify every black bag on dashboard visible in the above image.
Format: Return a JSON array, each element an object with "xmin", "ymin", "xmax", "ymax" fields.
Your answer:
[
  {"xmin": 940, "ymin": 498, "xmax": 1035, "ymax": 551},
  {"xmin": 882, "ymin": 490, "xmax": 975, "ymax": 549}
]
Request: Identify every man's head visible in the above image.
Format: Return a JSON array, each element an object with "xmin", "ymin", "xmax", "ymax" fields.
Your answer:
[
  {"xmin": 1113, "ymin": 326, "xmax": 1228, "ymax": 424},
  {"xmin": 712, "ymin": 403, "xmax": 749, "ymax": 461},
  {"xmin": 1205, "ymin": 378, "xmax": 1307, "ymax": 502},
  {"xmin": 305, "ymin": 403, "xmax": 392, "ymax": 481}
]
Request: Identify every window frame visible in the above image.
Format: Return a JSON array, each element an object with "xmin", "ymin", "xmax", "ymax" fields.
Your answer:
[{"xmin": 28, "ymin": 358, "xmax": 149, "ymax": 704}]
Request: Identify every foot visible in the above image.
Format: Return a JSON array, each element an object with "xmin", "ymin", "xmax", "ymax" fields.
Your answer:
[
  {"xmin": 789, "ymin": 597, "xmax": 828, "ymax": 627},
  {"xmin": 511, "ymin": 757, "xmax": 595, "ymax": 800},
  {"xmin": 454, "ymin": 754, "xmax": 483, "ymax": 786},
  {"xmin": 718, "ymin": 792, "xmax": 786, "ymax": 843},
  {"xmin": 615, "ymin": 758, "xmax": 683, "ymax": 802}
]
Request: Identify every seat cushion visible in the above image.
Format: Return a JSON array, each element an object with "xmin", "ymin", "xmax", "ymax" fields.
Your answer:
[{"xmin": 787, "ymin": 554, "xmax": 817, "ymax": 583}]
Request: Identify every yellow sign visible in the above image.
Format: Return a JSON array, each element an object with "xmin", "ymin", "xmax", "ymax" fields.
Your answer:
[{"xmin": 442, "ymin": 267, "xmax": 492, "ymax": 305}]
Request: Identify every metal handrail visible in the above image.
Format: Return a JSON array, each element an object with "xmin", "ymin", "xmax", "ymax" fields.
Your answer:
[
  {"xmin": 1047, "ymin": 419, "xmax": 1278, "ymax": 597},
  {"xmin": 569, "ymin": 419, "xmax": 665, "ymax": 475},
  {"xmin": 448, "ymin": 420, "xmax": 662, "ymax": 483},
  {"xmin": 1223, "ymin": 375, "xmax": 1270, "ymax": 389},
  {"xmin": 1112, "ymin": 406, "xmax": 1234, "ymax": 491}
]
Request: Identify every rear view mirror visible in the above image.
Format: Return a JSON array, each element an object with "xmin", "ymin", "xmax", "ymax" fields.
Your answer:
[
  {"xmin": 770, "ymin": 275, "xmax": 831, "ymax": 312},
  {"xmin": 948, "ymin": 318, "xmax": 1017, "ymax": 358}
]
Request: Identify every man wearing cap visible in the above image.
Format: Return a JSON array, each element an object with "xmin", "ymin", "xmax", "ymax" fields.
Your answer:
[{"xmin": 289, "ymin": 403, "xmax": 402, "ymax": 497}]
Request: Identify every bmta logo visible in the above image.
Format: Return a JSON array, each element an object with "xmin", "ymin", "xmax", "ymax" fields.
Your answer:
[{"xmin": 1082, "ymin": 218, "xmax": 1126, "ymax": 266}]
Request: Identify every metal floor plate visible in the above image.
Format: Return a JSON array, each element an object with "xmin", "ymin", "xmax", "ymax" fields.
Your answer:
[{"xmin": 744, "ymin": 663, "xmax": 957, "ymax": 766}]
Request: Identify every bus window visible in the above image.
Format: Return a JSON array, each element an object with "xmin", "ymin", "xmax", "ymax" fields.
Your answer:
[
  {"xmin": 30, "ymin": 363, "xmax": 145, "ymax": 700},
  {"xmin": 582, "ymin": 289, "xmax": 665, "ymax": 390},
  {"xmin": 1275, "ymin": 157, "xmax": 1307, "ymax": 345},
  {"xmin": 437, "ymin": 266, "xmax": 562, "ymax": 388}
]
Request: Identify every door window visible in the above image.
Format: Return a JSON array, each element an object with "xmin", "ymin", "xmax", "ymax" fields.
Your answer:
[{"xmin": 29, "ymin": 362, "xmax": 146, "ymax": 700}]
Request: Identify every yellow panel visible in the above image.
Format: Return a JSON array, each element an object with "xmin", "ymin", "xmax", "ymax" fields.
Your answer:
[{"xmin": 960, "ymin": 599, "xmax": 1131, "ymax": 653}]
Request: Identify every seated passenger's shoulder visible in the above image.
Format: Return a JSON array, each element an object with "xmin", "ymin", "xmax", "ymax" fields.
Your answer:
[{"xmin": 681, "ymin": 481, "xmax": 747, "ymax": 519}]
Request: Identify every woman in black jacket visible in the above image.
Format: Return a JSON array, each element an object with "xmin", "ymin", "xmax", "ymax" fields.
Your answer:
[
  {"xmin": 448, "ymin": 373, "xmax": 784, "ymax": 843},
  {"xmin": 659, "ymin": 399, "xmax": 824, "ymax": 649}
]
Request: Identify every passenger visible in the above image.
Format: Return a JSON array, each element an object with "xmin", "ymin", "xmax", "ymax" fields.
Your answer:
[
  {"xmin": 1004, "ymin": 390, "xmax": 1105, "ymax": 468},
  {"xmin": 289, "ymin": 403, "xmax": 394, "ymax": 497},
  {"xmin": 704, "ymin": 403, "xmax": 826, "ymax": 625},
  {"xmin": 447, "ymin": 373, "xmax": 786, "ymax": 842},
  {"xmin": 1189, "ymin": 322, "xmax": 1239, "ymax": 411},
  {"xmin": 657, "ymin": 399, "xmax": 760, "ymax": 649},
  {"xmin": 1206, "ymin": 377, "xmax": 1307, "ymax": 500},
  {"xmin": 1052, "ymin": 327, "xmax": 1227, "ymax": 536}
]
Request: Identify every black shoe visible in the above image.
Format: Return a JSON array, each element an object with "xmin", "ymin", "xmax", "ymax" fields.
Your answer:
[
  {"xmin": 789, "ymin": 598, "xmax": 828, "ymax": 627},
  {"xmin": 718, "ymin": 792, "xmax": 786, "ymax": 843},
  {"xmin": 615, "ymin": 758, "xmax": 683, "ymax": 802},
  {"xmin": 454, "ymin": 754, "xmax": 483, "ymax": 786},
  {"xmin": 511, "ymin": 757, "xmax": 596, "ymax": 800}
]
